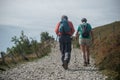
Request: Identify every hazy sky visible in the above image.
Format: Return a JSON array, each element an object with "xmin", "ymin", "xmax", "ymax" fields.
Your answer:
[
  {"xmin": 0, "ymin": 0, "xmax": 120, "ymax": 28},
  {"xmin": 0, "ymin": 0, "xmax": 120, "ymax": 52}
]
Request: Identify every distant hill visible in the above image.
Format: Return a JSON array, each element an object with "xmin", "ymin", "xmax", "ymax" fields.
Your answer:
[{"xmin": 90, "ymin": 21, "xmax": 120, "ymax": 80}]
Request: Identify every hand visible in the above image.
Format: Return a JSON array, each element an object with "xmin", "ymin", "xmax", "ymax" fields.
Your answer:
[{"xmin": 75, "ymin": 36, "xmax": 78, "ymax": 41}]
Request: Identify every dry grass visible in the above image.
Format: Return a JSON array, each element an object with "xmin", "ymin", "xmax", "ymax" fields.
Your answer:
[
  {"xmin": 90, "ymin": 21, "xmax": 120, "ymax": 80},
  {"xmin": 0, "ymin": 44, "xmax": 51, "ymax": 71}
]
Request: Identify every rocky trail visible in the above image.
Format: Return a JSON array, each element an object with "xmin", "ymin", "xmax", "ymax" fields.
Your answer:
[{"xmin": 0, "ymin": 43, "xmax": 107, "ymax": 80}]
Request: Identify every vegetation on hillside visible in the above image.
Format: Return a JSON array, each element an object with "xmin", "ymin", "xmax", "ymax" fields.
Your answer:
[
  {"xmin": 40, "ymin": 32, "xmax": 54, "ymax": 42},
  {"xmin": 0, "ymin": 31, "xmax": 54, "ymax": 71},
  {"xmin": 90, "ymin": 21, "xmax": 120, "ymax": 80}
]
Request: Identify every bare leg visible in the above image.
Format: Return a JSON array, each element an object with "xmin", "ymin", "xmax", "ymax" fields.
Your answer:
[
  {"xmin": 80, "ymin": 45, "xmax": 87, "ymax": 65},
  {"xmin": 85, "ymin": 45, "xmax": 90, "ymax": 64}
]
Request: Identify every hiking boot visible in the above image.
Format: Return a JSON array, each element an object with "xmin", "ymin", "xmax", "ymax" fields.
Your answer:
[
  {"xmin": 87, "ymin": 59, "xmax": 90, "ymax": 64},
  {"xmin": 87, "ymin": 61, "xmax": 90, "ymax": 65},
  {"xmin": 63, "ymin": 60, "xmax": 68, "ymax": 70},
  {"xmin": 83, "ymin": 62, "xmax": 87, "ymax": 66},
  {"xmin": 62, "ymin": 64, "xmax": 64, "ymax": 68}
]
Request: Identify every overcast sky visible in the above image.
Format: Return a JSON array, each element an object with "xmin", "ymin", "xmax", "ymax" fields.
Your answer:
[
  {"xmin": 0, "ymin": 0, "xmax": 120, "ymax": 28},
  {"xmin": 0, "ymin": 0, "xmax": 120, "ymax": 52}
]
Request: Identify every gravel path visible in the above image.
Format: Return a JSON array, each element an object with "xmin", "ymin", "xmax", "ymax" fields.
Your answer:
[{"xmin": 0, "ymin": 43, "xmax": 107, "ymax": 80}]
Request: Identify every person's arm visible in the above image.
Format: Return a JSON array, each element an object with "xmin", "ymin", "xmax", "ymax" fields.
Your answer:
[
  {"xmin": 68, "ymin": 21, "xmax": 75, "ymax": 36},
  {"xmin": 55, "ymin": 22, "xmax": 60, "ymax": 35},
  {"xmin": 75, "ymin": 24, "xmax": 81, "ymax": 40},
  {"xmin": 75, "ymin": 26, "xmax": 80, "ymax": 39},
  {"xmin": 70, "ymin": 22, "xmax": 75, "ymax": 35},
  {"xmin": 75, "ymin": 31, "xmax": 79, "ymax": 37}
]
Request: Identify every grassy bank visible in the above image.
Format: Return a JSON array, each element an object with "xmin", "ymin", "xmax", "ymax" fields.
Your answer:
[
  {"xmin": 0, "ymin": 42, "xmax": 52, "ymax": 71},
  {"xmin": 90, "ymin": 21, "xmax": 120, "ymax": 80}
]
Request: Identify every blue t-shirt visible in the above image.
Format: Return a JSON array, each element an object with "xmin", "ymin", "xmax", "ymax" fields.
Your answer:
[{"xmin": 77, "ymin": 23, "xmax": 92, "ymax": 39}]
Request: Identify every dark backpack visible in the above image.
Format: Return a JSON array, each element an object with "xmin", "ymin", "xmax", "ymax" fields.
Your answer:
[
  {"xmin": 81, "ymin": 23, "xmax": 90, "ymax": 38},
  {"xmin": 59, "ymin": 19, "xmax": 70, "ymax": 35}
]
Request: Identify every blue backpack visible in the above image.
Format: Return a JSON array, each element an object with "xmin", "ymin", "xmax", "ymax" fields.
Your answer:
[{"xmin": 59, "ymin": 19, "xmax": 70, "ymax": 35}]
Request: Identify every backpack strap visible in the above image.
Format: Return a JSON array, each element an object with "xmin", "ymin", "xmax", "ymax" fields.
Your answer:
[
  {"xmin": 60, "ymin": 21, "xmax": 65, "ymax": 35},
  {"xmin": 81, "ymin": 23, "xmax": 88, "ymax": 31}
]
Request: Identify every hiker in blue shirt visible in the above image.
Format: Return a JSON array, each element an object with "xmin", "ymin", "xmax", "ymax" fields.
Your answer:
[{"xmin": 76, "ymin": 18, "xmax": 94, "ymax": 66}]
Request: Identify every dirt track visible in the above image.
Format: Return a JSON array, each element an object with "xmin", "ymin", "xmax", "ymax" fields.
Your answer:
[{"xmin": 0, "ymin": 43, "xmax": 107, "ymax": 80}]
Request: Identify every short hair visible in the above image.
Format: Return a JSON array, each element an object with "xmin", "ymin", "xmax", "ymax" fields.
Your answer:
[
  {"xmin": 61, "ymin": 15, "xmax": 68, "ymax": 20},
  {"xmin": 81, "ymin": 18, "xmax": 87, "ymax": 23}
]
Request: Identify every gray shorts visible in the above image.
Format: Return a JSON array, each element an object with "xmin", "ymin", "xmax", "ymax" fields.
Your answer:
[{"xmin": 79, "ymin": 38, "xmax": 91, "ymax": 46}]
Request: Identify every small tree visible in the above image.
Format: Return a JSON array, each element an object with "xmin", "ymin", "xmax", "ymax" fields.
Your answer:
[
  {"xmin": 20, "ymin": 31, "xmax": 31, "ymax": 54},
  {"xmin": 11, "ymin": 30, "xmax": 29, "ymax": 61},
  {"xmin": 40, "ymin": 32, "xmax": 50, "ymax": 42},
  {"xmin": 31, "ymin": 39, "xmax": 39, "ymax": 57},
  {"xmin": 40, "ymin": 32, "xmax": 55, "ymax": 42}
]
